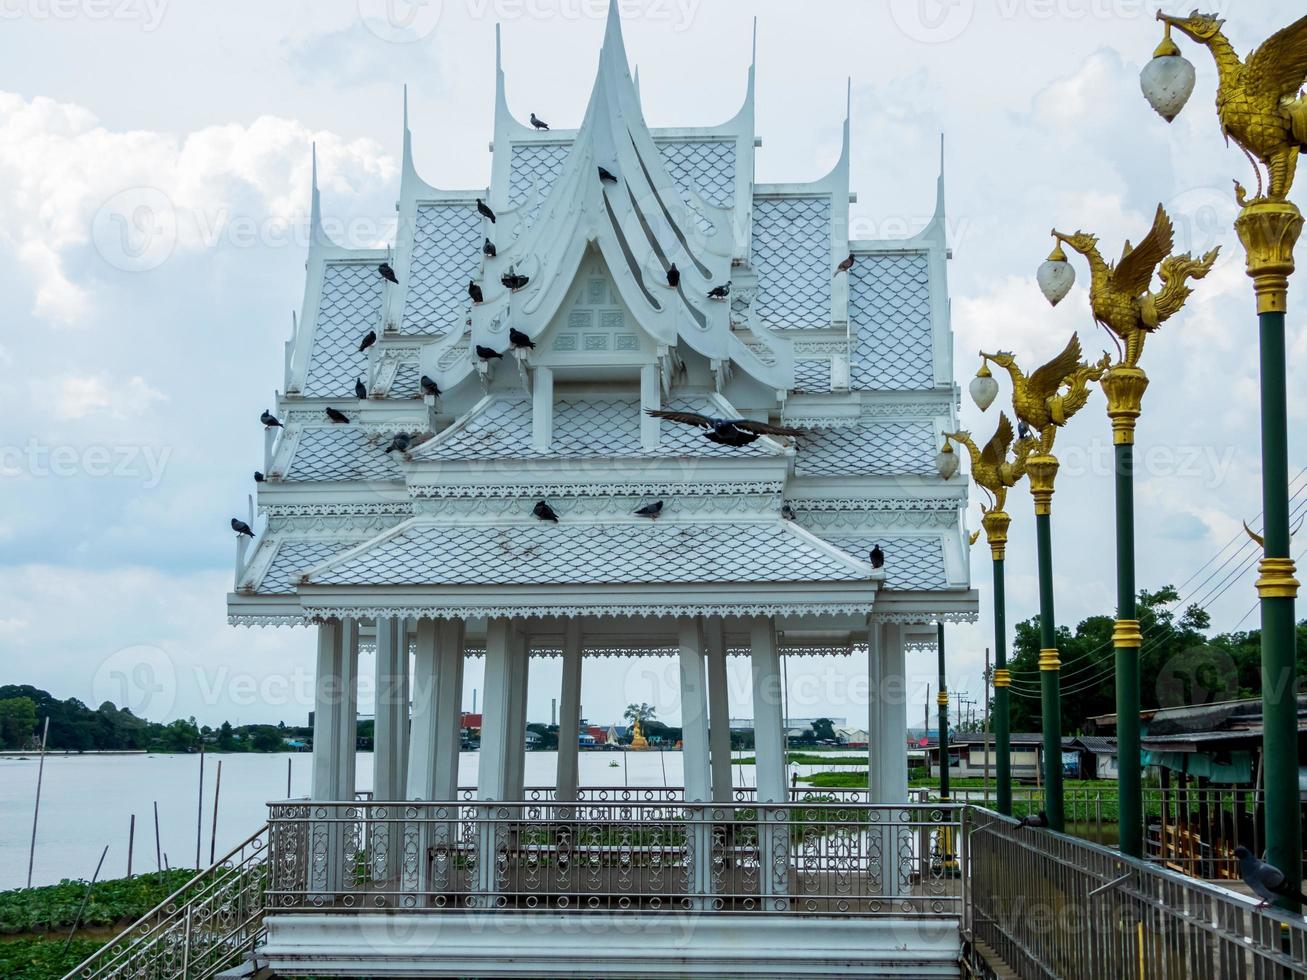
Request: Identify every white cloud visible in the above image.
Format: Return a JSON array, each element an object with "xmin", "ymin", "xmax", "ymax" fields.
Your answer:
[{"xmin": 49, "ymin": 374, "xmax": 167, "ymax": 420}]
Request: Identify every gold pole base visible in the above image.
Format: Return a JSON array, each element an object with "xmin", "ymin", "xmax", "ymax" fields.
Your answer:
[
  {"xmin": 1101, "ymin": 366, "xmax": 1149, "ymax": 445},
  {"xmin": 1027, "ymin": 455, "xmax": 1059, "ymax": 516},
  {"xmin": 937, "ymin": 692, "xmax": 949, "ymax": 707},
  {"xmin": 1112, "ymin": 619, "xmax": 1143, "ymax": 648},
  {"xmin": 982, "ymin": 509, "xmax": 1011, "ymax": 561},
  {"xmin": 1256, "ymin": 557, "xmax": 1300, "ymax": 599},
  {"xmin": 993, "ymin": 668, "xmax": 1011, "ymax": 688},
  {"xmin": 1038, "ymin": 648, "xmax": 1061, "ymax": 671},
  {"xmin": 1235, "ymin": 199, "xmax": 1302, "ymax": 315}
]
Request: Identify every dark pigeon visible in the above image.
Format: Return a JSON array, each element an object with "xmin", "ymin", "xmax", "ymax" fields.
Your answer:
[
  {"xmin": 468, "ymin": 281, "xmax": 484, "ymax": 304},
  {"xmin": 509, "ymin": 327, "xmax": 535, "ymax": 350},
  {"xmin": 530, "ymin": 112, "xmax": 549, "ymax": 131},
  {"xmin": 708, "ymin": 281, "xmax": 731, "ymax": 299},
  {"xmin": 231, "ymin": 518, "xmax": 255, "ymax": 538},
  {"xmin": 383, "ymin": 432, "xmax": 411, "ymax": 454},
  {"xmin": 420, "ymin": 375, "xmax": 440, "ymax": 397},
  {"xmin": 598, "ymin": 166, "xmax": 618, "ymax": 184},
  {"xmin": 781, "ymin": 502, "xmax": 796, "ymax": 521},
  {"xmin": 260, "ymin": 410, "xmax": 283, "ymax": 428},
  {"xmin": 834, "ymin": 253, "xmax": 854, "ymax": 277},
  {"xmin": 633, "ymin": 500, "xmax": 664, "ymax": 519},
  {"xmin": 476, "ymin": 198, "xmax": 496, "ymax": 223},
  {"xmin": 533, "ymin": 500, "xmax": 559, "ymax": 523},
  {"xmin": 1234, "ymin": 847, "xmax": 1298, "ymax": 907},
  {"xmin": 869, "ymin": 544, "xmax": 884, "ymax": 569},
  {"xmin": 483, "ymin": 238, "xmax": 496, "ymax": 258},
  {"xmin": 325, "ymin": 407, "xmax": 350, "ymax": 424},
  {"xmin": 359, "ymin": 330, "xmax": 377, "ymax": 352},
  {"xmin": 253, "ymin": 471, "xmax": 266, "ymax": 483},
  {"xmin": 1015, "ymin": 811, "xmax": 1049, "ymax": 830},
  {"xmin": 501, "ymin": 267, "xmax": 529, "ymax": 291},
  {"xmin": 476, "ymin": 345, "xmax": 503, "ymax": 360},
  {"xmin": 1017, "ymin": 419, "xmax": 1033, "ymax": 442},
  {"xmin": 645, "ymin": 408, "xmax": 803, "ymax": 447},
  {"xmin": 378, "ymin": 262, "xmax": 398, "ymax": 284},
  {"xmin": 666, "ymin": 263, "xmax": 680, "ymax": 288},
  {"xmin": 355, "ymin": 378, "xmax": 367, "ymax": 399}
]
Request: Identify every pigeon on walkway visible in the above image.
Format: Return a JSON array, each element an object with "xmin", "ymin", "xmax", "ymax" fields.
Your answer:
[
  {"xmin": 666, "ymin": 263, "xmax": 680, "ymax": 288},
  {"xmin": 355, "ymin": 378, "xmax": 367, "ymax": 399},
  {"xmin": 633, "ymin": 500, "xmax": 664, "ymax": 519},
  {"xmin": 645, "ymin": 409, "xmax": 802, "ymax": 447},
  {"xmin": 484, "ymin": 238, "xmax": 497, "ymax": 258},
  {"xmin": 476, "ymin": 198, "xmax": 496, "ymax": 223},
  {"xmin": 533, "ymin": 500, "xmax": 559, "ymax": 523},
  {"xmin": 1235, "ymin": 847, "xmax": 1298, "ymax": 908},
  {"xmin": 378, "ymin": 262, "xmax": 398, "ymax": 284},
  {"xmin": 359, "ymin": 330, "xmax": 377, "ymax": 352},
  {"xmin": 231, "ymin": 518, "xmax": 255, "ymax": 538},
  {"xmin": 834, "ymin": 253, "xmax": 854, "ymax": 276},
  {"xmin": 253, "ymin": 471, "xmax": 266, "ymax": 483},
  {"xmin": 383, "ymin": 432, "xmax": 411, "ymax": 454},
  {"xmin": 420, "ymin": 375, "xmax": 440, "ymax": 397},
  {"xmin": 509, "ymin": 327, "xmax": 535, "ymax": 350},
  {"xmin": 1015, "ymin": 811, "xmax": 1049, "ymax": 830},
  {"xmin": 598, "ymin": 166, "xmax": 618, "ymax": 184},
  {"xmin": 476, "ymin": 345, "xmax": 503, "ymax": 361},
  {"xmin": 325, "ymin": 407, "xmax": 350, "ymax": 424},
  {"xmin": 869, "ymin": 544, "xmax": 884, "ymax": 569},
  {"xmin": 260, "ymin": 410, "xmax": 283, "ymax": 428},
  {"xmin": 708, "ymin": 282, "xmax": 730, "ymax": 299},
  {"xmin": 530, "ymin": 112, "xmax": 549, "ymax": 131},
  {"xmin": 468, "ymin": 281, "xmax": 484, "ymax": 304}
]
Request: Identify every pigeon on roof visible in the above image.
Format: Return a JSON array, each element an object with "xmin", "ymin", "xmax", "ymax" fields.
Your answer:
[
  {"xmin": 633, "ymin": 500, "xmax": 664, "ymax": 519},
  {"xmin": 645, "ymin": 409, "xmax": 803, "ymax": 447},
  {"xmin": 1234, "ymin": 847, "xmax": 1299, "ymax": 908},
  {"xmin": 253, "ymin": 471, "xmax": 266, "ymax": 483},
  {"xmin": 354, "ymin": 379, "xmax": 367, "ymax": 399},
  {"xmin": 708, "ymin": 282, "xmax": 731, "ymax": 299},
  {"xmin": 359, "ymin": 330, "xmax": 377, "ymax": 352},
  {"xmin": 509, "ymin": 327, "xmax": 535, "ymax": 350},
  {"xmin": 231, "ymin": 518, "xmax": 255, "ymax": 538},
  {"xmin": 501, "ymin": 267, "xmax": 529, "ymax": 291},
  {"xmin": 834, "ymin": 253, "xmax": 855, "ymax": 276},
  {"xmin": 483, "ymin": 238, "xmax": 496, "ymax": 258},
  {"xmin": 378, "ymin": 262, "xmax": 398, "ymax": 285},
  {"xmin": 529, "ymin": 112, "xmax": 549, "ymax": 130},
  {"xmin": 476, "ymin": 345, "xmax": 503, "ymax": 360},
  {"xmin": 468, "ymin": 281, "xmax": 484, "ymax": 304},
  {"xmin": 781, "ymin": 502, "xmax": 796, "ymax": 521},
  {"xmin": 533, "ymin": 500, "xmax": 559, "ymax": 523},
  {"xmin": 476, "ymin": 198, "xmax": 496, "ymax": 223},
  {"xmin": 325, "ymin": 407, "xmax": 350, "ymax": 424},
  {"xmin": 260, "ymin": 410, "xmax": 283, "ymax": 428},
  {"xmin": 666, "ymin": 263, "xmax": 680, "ymax": 288},
  {"xmin": 383, "ymin": 432, "xmax": 412, "ymax": 454},
  {"xmin": 869, "ymin": 544, "xmax": 884, "ymax": 569},
  {"xmin": 598, "ymin": 166, "xmax": 618, "ymax": 184},
  {"xmin": 420, "ymin": 375, "xmax": 440, "ymax": 397}
]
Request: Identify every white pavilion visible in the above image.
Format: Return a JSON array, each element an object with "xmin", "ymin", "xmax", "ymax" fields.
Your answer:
[{"xmin": 228, "ymin": 6, "xmax": 976, "ymax": 976}]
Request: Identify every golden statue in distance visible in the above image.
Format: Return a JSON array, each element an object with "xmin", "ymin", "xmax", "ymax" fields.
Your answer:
[{"xmin": 944, "ymin": 413, "xmax": 1037, "ymax": 515}]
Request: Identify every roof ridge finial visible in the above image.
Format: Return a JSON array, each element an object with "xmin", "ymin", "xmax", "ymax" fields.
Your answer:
[
  {"xmin": 309, "ymin": 141, "xmax": 323, "ymax": 244},
  {"xmin": 934, "ymin": 132, "xmax": 946, "ymax": 222},
  {"xmin": 600, "ymin": 0, "xmax": 629, "ymax": 71}
]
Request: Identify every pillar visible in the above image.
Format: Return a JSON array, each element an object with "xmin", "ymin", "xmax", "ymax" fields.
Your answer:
[
  {"xmin": 749, "ymin": 615, "xmax": 789, "ymax": 907},
  {"xmin": 373, "ymin": 617, "xmax": 410, "ymax": 801},
  {"xmin": 504, "ymin": 622, "xmax": 531, "ymax": 800},
  {"xmin": 869, "ymin": 622, "xmax": 910, "ymax": 895},
  {"xmin": 678, "ymin": 616, "xmax": 712, "ymax": 907},
  {"xmin": 556, "ymin": 619, "xmax": 583, "ymax": 802},
  {"xmin": 475, "ymin": 617, "xmax": 514, "ymax": 902},
  {"xmin": 309, "ymin": 618, "xmax": 358, "ymax": 897},
  {"xmin": 704, "ymin": 615, "xmax": 733, "ymax": 802}
]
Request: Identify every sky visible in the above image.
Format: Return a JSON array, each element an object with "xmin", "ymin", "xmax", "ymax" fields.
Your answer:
[{"xmin": 1, "ymin": 0, "xmax": 1304, "ymax": 734}]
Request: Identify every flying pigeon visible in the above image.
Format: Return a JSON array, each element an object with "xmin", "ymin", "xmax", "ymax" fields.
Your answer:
[
  {"xmin": 633, "ymin": 500, "xmax": 664, "ymax": 519},
  {"xmin": 260, "ymin": 410, "xmax": 283, "ymax": 428},
  {"xmin": 509, "ymin": 327, "xmax": 535, "ymax": 350},
  {"xmin": 598, "ymin": 166, "xmax": 618, "ymax": 184},
  {"xmin": 355, "ymin": 378, "xmax": 367, "ymax": 399},
  {"xmin": 476, "ymin": 198, "xmax": 496, "ymax": 223},
  {"xmin": 645, "ymin": 408, "xmax": 803, "ymax": 447},
  {"xmin": 325, "ymin": 407, "xmax": 350, "ymax": 424},
  {"xmin": 359, "ymin": 330, "xmax": 377, "ymax": 352},
  {"xmin": 1234, "ymin": 847, "xmax": 1299, "ymax": 908},
  {"xmin": 253, "ymin": 471, "xmax": 266, "ymax": 483},
  {"xmin": 666, "ymin": 263, "xmax": 680, "ymax": 288},
  {"xmin": 383, "ymin": 432, "xmax": 411, "ymax": 454},
  {"xmin": 231, "ymin": 518, "xmax": 255, "ymax": 538},
  {"xmin": 483, "ymin": 238, "xmax": 497, "ymax": 258},
  {"xmin": 468, "ymin": 281, "xmax": 484, "ymax": 304},
  {"xmin": 501, "ymin": 267, "xmax": 529, "ymax": 291},
  {"xmin": 530, "ymin": 112, "xmax": 549, "ymax": 131},
  {"xmin": 378, "ymin": 262, "xmax": 398, "ymax": 285},
  {"xmin": 420, "ymin": 375, "xmax": 440, "ymax": 397},
  {"xmin": 833, "ymin": 253, "xmax": 855, "ymax": 277},
  {"xmin": 533, "ymin": 500, "xmax": 559, "ymax": 523},
  {"xmin": 707, "ymin": 281, "xmax": 731, "ymax": 299},
  {"xmin": 869, "ymin": 544, "xmax": 884, "ymax": 569},
  {"xmin": 1015, "ymin": 811, "xmax": 1049, "ymax": 830},
  {"xmin": 476, "ymin": 345, "xmax": 503, "ymax": 360}
]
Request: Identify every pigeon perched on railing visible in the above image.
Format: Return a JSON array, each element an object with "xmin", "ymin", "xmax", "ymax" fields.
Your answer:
[
  {"xmin": 231, "ymin": 518, "xmax": 255, "ymax": 538},
  {"xmin": 834, "ymin": 253, "xmax": 854, "ymax": 277},
  {"xmin": 483, "ymin": 238, "xmax": 496, "ymax": 258},
  {"xmin": 633, "ymin": 501, "xmax": 664, "ymax": 519},
  {"xmin": 420, "ymin": 375, "xmax": 440, "ymax": 397},
  {"xmin": 260, "ymin": 410, "xmax": 283, "ymax": 428},
  {"xmin": 253, "ymin": 471, "xmax": 265, "ymax": 483},
  {"xmin": 869, "ymin": 544, "xmax": 884, "ymax": 569},
  {"xmin": 533, "ymin": 500, "xmax": 559, "ymax": 523},
  {"xmin": 359, "ymin": 330, "xmax": 376, "ymax": 352},
  {"xmin": 476, "ymin": 345, "xmax": 503, "ymax": 361},
  {"xmin": 1235, "ymin": 847, "xmax": 1299, "ymax": 908},
  {"xmin": 378, "ymin": 262, "xmax": 398, "ymax": 285},
  {"xmin": 383, "ymin": 432, "xmax": 411, "ymax": 455},
  {"xmin": 325, "ymin": 407, "xmax": 350, "ymax": 424},
  {"xmin": 355, "ymin": 378, "xmax": 367, "ymax": 399},
  {"xmin": 1015, "ymin": 811, "xmax": 1049, "ymax": 830},
  {"xmin": 530, "ymin": 112, "xmax": 549, "ymax": 131},
  {"xmin": 509, "ymin": 327, "xmax": 535, "ymax": 350},
  {"xmin": 476, "ymin": 198, "xmax": 496, "ymax": 223},
  {"xmin": 645, "ymin": 409, "xmax": 803, "ymax": 447},
  {"xmin": 708, "ymin": 282, "xmax": 731, "ymax": 299}
]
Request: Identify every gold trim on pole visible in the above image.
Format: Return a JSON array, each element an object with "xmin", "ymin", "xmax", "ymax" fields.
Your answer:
[
  {"xmin": 936, "ymin": 692, "xmax": 949, "ymax": 707},
  {"xmin": 1038, "ymin": 648, "xmax": 1061, "ymax": 671},
  {"xmin": 1112, "ymin": 619, "xmax": 1143, "ymax": 648},
  {"xmin": 1235, "ymin": 200, "xmax": 1302, "ymax": 315},
  {"xmin": 1256, "ymin": 557, "xmax": 1300, "ymax": 599},
  {"xmin": 992, "ymin": 669, "xmax": 1011, "ymax": 688},
  {"xmin": 1101, "ymin": 366, "xmax": 1150, "ymax": 446}
]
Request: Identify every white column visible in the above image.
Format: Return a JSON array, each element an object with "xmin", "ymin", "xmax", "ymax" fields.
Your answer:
[
  {"xmin": 338, "ymin": 618, "xmax": 359, "ymax": 801},
  {"xmin": 704, "ymin": 615, "xmax": 733, "ymax": 802},
  {"xmin": 869, "ymin": 621, "xmax": 910, "ymax": 897},
  {"xmin": 556, "ymin": 619, "xmax": 583, "ymax": 802},
  {"xmin": 678, "ymin": 616, "xmax": 712, "ymax": 908},
  {"xmin": 866, "ymin": 622, "xmax": 883, "ymax": 805},
  {"xmin": 432, "ymin": 619, "xmax": 465, "ymax": 801},
  {"xmin": 640, "ymin": 363, "xmax": 660, "ymax": 450},
  {"xmin": 749, "ymin": 615, "xmax": 789, "ymax": 907},
  {"xmin": 532, "ymin": 366, "xmax": 553, "ymax": 451},
  {"xmin": 373, "ymin": 617, "xmax": 409, "ymax": 802},
  {"xmin": 504, "ymin": 622, "xmax": 531, "ymax": 800},
  {"xmin": 310, "ymin": 618, "xmax": 358, "ymax": 897},
  {"xmin": 477, "ymin": 618, "xmax": 514, "ymax": 801},
  {"xmin": 878, "ymin": 624, "xmax": 909, "ymax": 802},
  {"xmin": 407, "ymin": 619, "xmax": 440, "ymax": 801},
  {"xmin": 311, "ymin": 620, "xmax": 344, "ymax": 799}
]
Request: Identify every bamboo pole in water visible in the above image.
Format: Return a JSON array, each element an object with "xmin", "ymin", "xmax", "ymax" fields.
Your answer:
[
  {"xmin": 195, "ymin": 743, "xmax": 205, "ymax": 869},
  {"xmin": 26, "ymin": 716, "xmax": 49, "ymax": 888},
  {"xmin": 153, "ymin": 801, "xmax": 162, "ymax": 883},
  {"xmin": 286, "ymin": 756, "xmax": 292, "ymax": 797},
  {"xmin": 62, "ymin": 844, "xmax": 109, "ymax": 955},
  {"xmin": 209, "ymin": 760, "xmax": 222, "ymax": 865},
  {"xmin": 127, "ymin": 814, "xmax": 135, "ymax": 878}
]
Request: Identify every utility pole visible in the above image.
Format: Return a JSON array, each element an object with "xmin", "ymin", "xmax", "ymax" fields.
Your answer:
[{"xmin": 983, "ymin": 650, "xmax": 992, "ymax": 806}]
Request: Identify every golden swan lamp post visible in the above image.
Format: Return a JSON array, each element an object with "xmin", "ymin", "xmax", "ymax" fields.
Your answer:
[
  {"xmin": 975, "ymin": 336, "xmax": 1108, "ymax": 831},
  {"xmin": 1142, "ymin": 9, "xmax": 1304, "ymax": 901},
  {"xmin": 1037, "ymin": 204, "xmax": 1217, "ymax": 858},
  {"xmin": 943, "ymin": 411, "xmax": 1037, "ymax": 816}
]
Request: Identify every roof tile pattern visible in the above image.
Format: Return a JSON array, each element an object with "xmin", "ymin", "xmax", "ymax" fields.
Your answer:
[
  {"xmin": 419, "ymin": 397, "xmax": 776, "ymax": 460},
  {"xmin": 258, "ymin": 540, "xmax": 356, "ymax": 595},
  {"xmin": 508, "ymin": 142, "xmax": 571, "ymax": 226},
  {"xmin": 302, "ymin": 262, "xmax": 383, "ymax": 398},
  {"xmin": 283, "ymin": 426, "xmax": 405, "ymax": 483},
  {"xmin": 658, "ymin": 140, "xmax": 736, "ymax": 208},
  {"xmin": 821, "ymin": 534, "xmax": 949, "ymax": 591},
  {"xmin": 793, "ymin": 359, "xmax": 832, "ymax": 393},
  {"xmin": 389, "ymin": 361, "xmax": 423, "ymax": 399},
  {"xmin": 849, "ymin": 252, "xmax": 935, "ymax": 389},
  {"xmin": 401, "ymin": 204, "xmax": 482, "ymax": 335},
  {"xmin": 310, "ymin": 521, "xmax": 868, "ymax": 586},
  {"xmin": 795, "ymin": 420, "xmax": 936, "ymax": 477},
  {"xmin": 751, "ymin": 196, "xmax": 832, "ymax": 329}
]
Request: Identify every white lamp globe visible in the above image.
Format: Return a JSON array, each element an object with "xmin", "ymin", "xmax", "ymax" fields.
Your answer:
[
  {"xmin": 936, "ymin": 442, "xmax": 960, "ymax": 481},
  {"xmin": 1140, "ymin": 34, "xmax": 1195, "ymax": 123},
  {"xmin": 1038, "ymin": 242, "xmax": 1075, "ymax": 307},
  {"xmin": 969, "ymin": 363, "xmax": 999, "ymax": 412}
]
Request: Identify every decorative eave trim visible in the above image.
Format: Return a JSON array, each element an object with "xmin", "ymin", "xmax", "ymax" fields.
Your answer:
[
  {"xmin": 789, "ymin": 497, "xmax": 959, "ymax": 513},
  {"xmin": 408, "ymin": 480, "xmax": 787, "ymax": 499},
  {"xmin": 301, "ymin": 600, "xmax": 877, "ymax": 622}
]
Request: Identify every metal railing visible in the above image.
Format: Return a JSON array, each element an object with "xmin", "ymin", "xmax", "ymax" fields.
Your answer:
[
  {"xmin": 967, "ymin": 808, "xmax": 1307, "ymax": 979},
  {"xmin": 265, "ymin": 798, "xmax": 966, "ymax": 917},
  {"xmin": 64, "ymin": 825, "xmax": 270, "ymax": 980}
]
